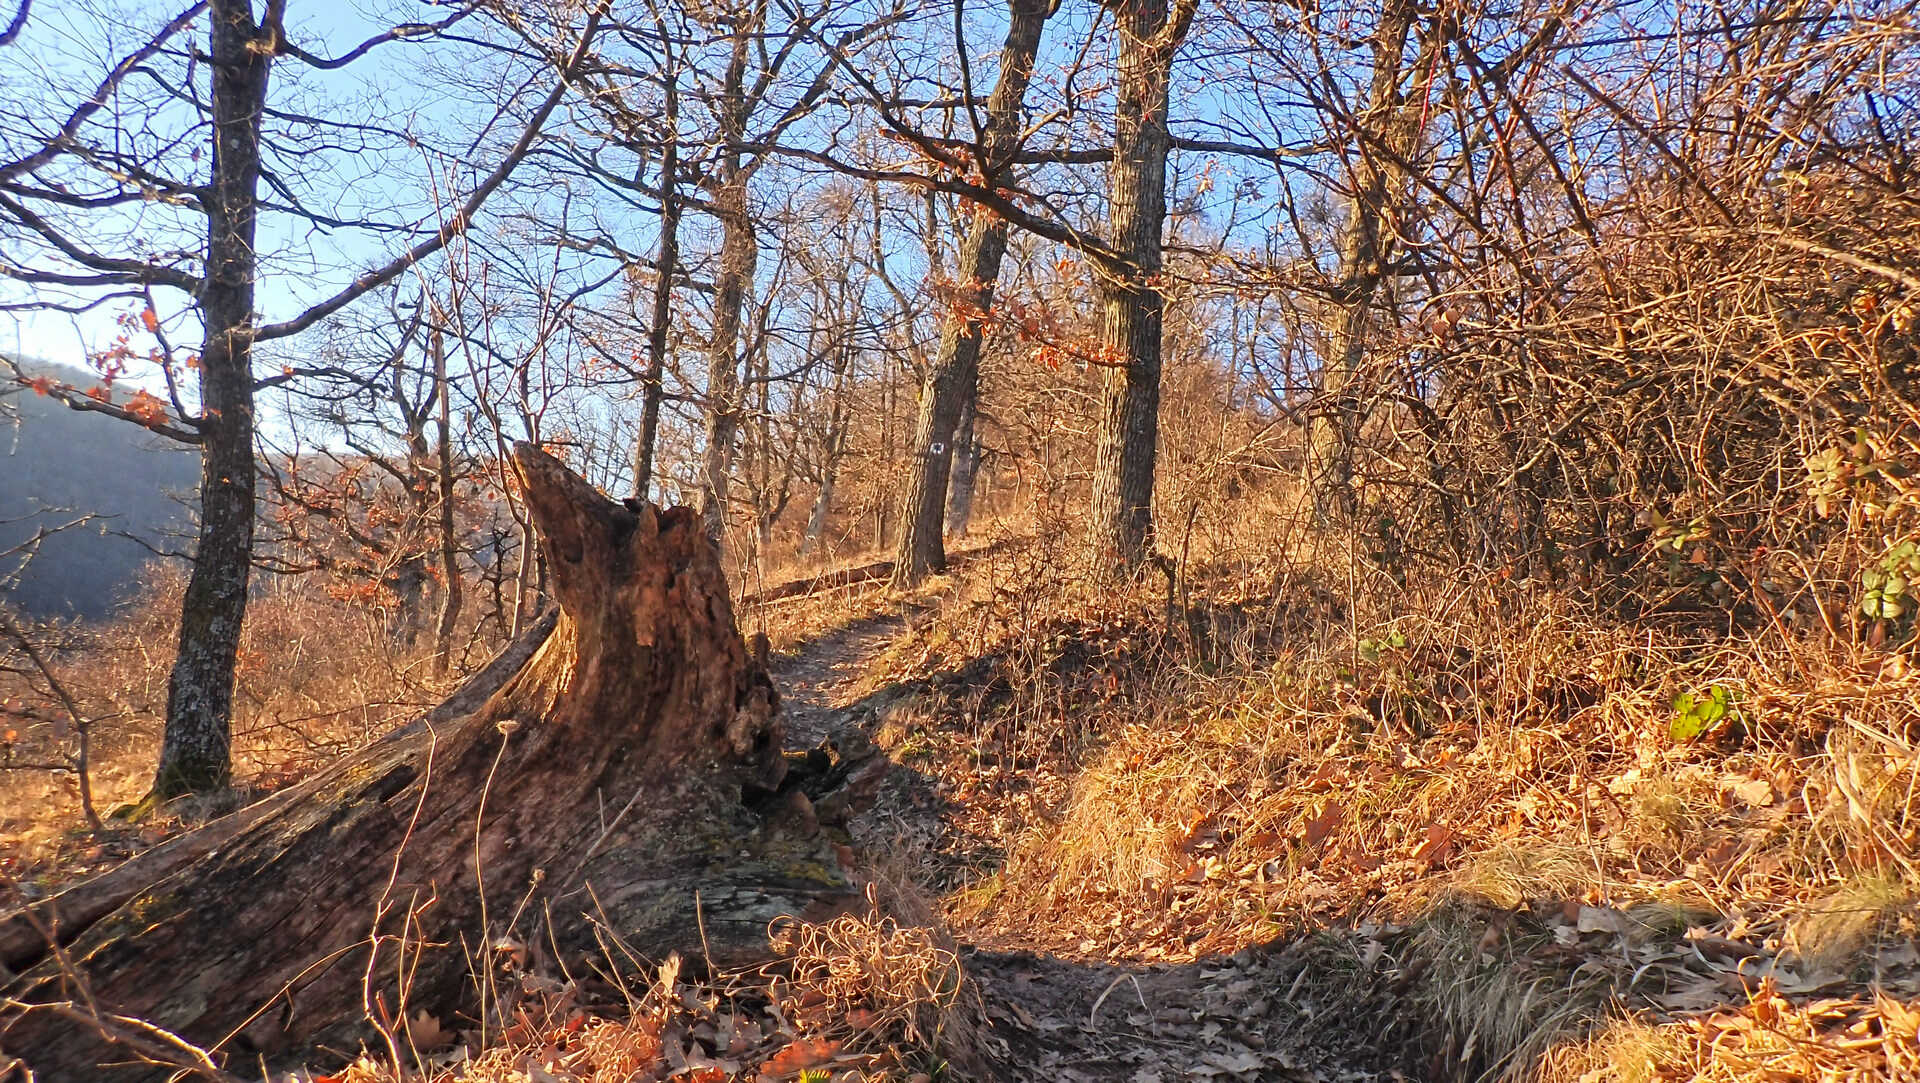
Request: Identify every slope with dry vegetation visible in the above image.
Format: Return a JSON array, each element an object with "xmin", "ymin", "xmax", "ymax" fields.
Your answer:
[{"xmin": 5, "ymin": 0, "xmax": 1920, "ymax": 1078}]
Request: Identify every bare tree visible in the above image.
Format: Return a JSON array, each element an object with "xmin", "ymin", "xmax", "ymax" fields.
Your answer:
[
  {"xmin": 630, "ymin": 2, "xmax": 683, "ymax": 500},
  {"xmin": 0, "ymin": 0, "xmax": 603, "ymax": 799},
  {"xmin": 1088, "ymin": 0, "xmax": 1198, "ymax": 567},
  {"xmin": 892, "ymin": 0, "xmax": 1058, "ymax": 585},
  {"xmin": 1299, "ymin": 0, "xmax": 1442, "ymax": 516}
]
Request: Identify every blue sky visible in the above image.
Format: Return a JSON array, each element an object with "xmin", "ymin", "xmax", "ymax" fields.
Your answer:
[
  {"xmin": 2, "ymin": 0, "xmax": 543, "ymax": 387},
  {"xmin": 1, "ymin": 0, "xmax": 1806, "ymax": 444}
]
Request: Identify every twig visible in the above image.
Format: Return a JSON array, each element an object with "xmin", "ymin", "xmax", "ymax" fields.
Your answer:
[{"xmin": 1087, "ymin": 971, "xmax": 1146, "ymax": 1028}]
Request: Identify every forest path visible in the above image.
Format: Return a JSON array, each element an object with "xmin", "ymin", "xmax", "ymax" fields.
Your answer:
[
  {"xmin": 768, "ymin": 613, "xmax": 907, "ymax": 748},
  {"xmin": 767, "ymin": 616, "xmax": 1397, "ymax": 1083}
]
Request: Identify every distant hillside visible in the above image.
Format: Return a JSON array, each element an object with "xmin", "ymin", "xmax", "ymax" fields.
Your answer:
[{"xmin": 0, "ymin": 360, "xmax": 200, "ymax": 620}]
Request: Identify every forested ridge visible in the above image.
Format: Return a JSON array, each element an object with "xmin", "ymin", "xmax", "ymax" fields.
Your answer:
[
  {"xmin": 2, "ymin": 359, "xmax": 200, "ymax": 619},
  {"xmin": 2, "ymin": 0, "xmax": 1918, "ymax": 1080}
]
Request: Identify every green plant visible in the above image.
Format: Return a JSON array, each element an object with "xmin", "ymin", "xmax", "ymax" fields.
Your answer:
[
  {"xmin": 1357, "ymin": 630, "xmax": 1407, "ymax": 662},
  {"xmin": 1644, "ymin": 507, "xmax": 1710, "ymax": 554},
  {"xmin": 1861, "ymin": 540, "xmax": 1920, "ymax": 621},
  {"xmin": 1808, "ymin": 430, "xmax": 1915, "ymax": 521},
  {"xmin": 1670, "ymin": 684, "xmax": 1738, "ymax": 742}
]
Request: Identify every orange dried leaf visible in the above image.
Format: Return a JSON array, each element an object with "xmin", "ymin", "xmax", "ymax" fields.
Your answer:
[
  {"xmin": 1410, "ymin": 823, "xmax": 1458, "ymax": 869},
  {"xmin": 126, "ymin": 390, "xmax": 168, "ymax": 427},
  {"xmin": 762, "ymin": 1036, "xmax": 841, "ymax": 1076},
  {"xmin": 1301, "ymin": 801, "xmax": 1345, "ymax": 851}
]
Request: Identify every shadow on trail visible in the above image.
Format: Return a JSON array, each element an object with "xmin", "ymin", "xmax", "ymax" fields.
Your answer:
[
  {"xmin": 768, "ymin": 618, "xmax": 1424, "ymax": 1083},
  {"xmin": 963, "ymin": 940, "xmax": 1426, "ymax": 1083}
]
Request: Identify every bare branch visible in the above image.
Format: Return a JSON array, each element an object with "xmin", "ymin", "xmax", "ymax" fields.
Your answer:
[
  {"xmin": 254, "ymin": 0, "xmax": 612, "ymax": 343},
  {"xmin": 0, "ymin": 2, "xmax": 209, "ymax": 184}
]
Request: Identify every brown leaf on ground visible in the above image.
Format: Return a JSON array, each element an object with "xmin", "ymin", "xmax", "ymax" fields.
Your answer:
[{"xmin": 1410, "ymin": 823, "xmax": 1457, "ymax": 869}]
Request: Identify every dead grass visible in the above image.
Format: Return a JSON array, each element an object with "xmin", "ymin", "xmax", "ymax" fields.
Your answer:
[
  {"xmin": 768, "ymin": 893, "xmax": 981, "ymax": 1062},
  {"xmin": 1544, "ymin": 992, "xmax": 1920, "ymax": 1083},
  {"xmin": 1, "ymin": 560, "xmax": 488, "ymax": 879},
  {"xmin": 846, "ymin": 513, "xmax": 1920, "ymax": 1079},
  {"xmin": 303, "ymin": 890, "xmax": 982, "ymax": 1083}
]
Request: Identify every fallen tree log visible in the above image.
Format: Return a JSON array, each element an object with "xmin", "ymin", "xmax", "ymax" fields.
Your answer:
[
  {"xmin": 0, "ymin": 609, "xmax": 561, "ymax": 980},
  {"xmin": 739, "ymin": 557, "xmax": 897, "ymax": 607},
  {"xmin": 1, "ymin": 444, "xmax": 871, "ymax": 1081},
  {"xmin": 737, "ymin": 536, "xmax": 1014, "ymax": 609}
]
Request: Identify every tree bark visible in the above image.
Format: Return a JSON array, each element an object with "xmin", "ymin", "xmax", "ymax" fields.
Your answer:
[
  {"xmin": 2, "ymin": 444, "xmax": 871, "ymax": 1081},
  {"xmin": 945, "ymin": 393, "xmax": 981, "ymax": 538},
  {"xmin": 801, "ymin": 469, "xmax": 837, "ymax": 559},
  {"xmin": 799, "ymin": 345, "xmax": 852, "ymax": 561},
  {"xmin": 431, "ymin": 328, "xmax": 462, "ymax": 674},
  {"xmin": 696, "ymin": 15, "xmax": 760, "ymax": 545},
  {"xmin": 891, "ymin": 0, "xmax": 1053, "ymax": 588},
  {"xmin": 152, "ymin": 0, "xmax": 278, "ymax": 799},
  {"xmin": 697, "ymin": 178, "xmax": 755, "ymax": 546},
  {"xmin": 1088, "ymin": 0, "xmax": 1195, "ymax": 569}
]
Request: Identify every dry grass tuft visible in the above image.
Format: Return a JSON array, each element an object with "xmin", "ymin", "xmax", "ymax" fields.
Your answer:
[
  {"xmin": 1545, "ymin": 991, "xmax": 1920, "ymax": 1083},
  {"xmin": 324, "ymin": 895, "xmax": 984, "ymax": 1083},
  {"xmin": 1786, "ymin": 875, "xmax": 1920, "ymax": 977},
  {"xmin": 768, "ymin": 888, "xmax": 983, "ymax": 1064},
  {"xmin": 1408, "ymin": 904, "xmax": 1622, "ymax": 1082}
]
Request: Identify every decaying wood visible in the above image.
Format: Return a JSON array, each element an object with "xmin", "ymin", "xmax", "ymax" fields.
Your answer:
[{"xmin": 1, "ymin": 444, "xmax": 875, "ymax": 1081}]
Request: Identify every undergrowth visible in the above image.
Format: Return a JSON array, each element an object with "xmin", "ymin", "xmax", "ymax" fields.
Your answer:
[
  {"xmin": 1, "ymin": 562, "xmax": 482, "ymax": 883},
  {"xmin": 849, "ymin": 523, "xmax": 1920, "ymax": 1082}
]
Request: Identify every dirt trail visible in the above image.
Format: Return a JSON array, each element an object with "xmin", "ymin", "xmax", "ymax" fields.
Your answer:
[
  {"xmin": 770, "ymin": 614, "xmax": 908, "ymax": 746},
  {"xmin": 768, "ymin": 620, "xmax": 1402, "ymax": 1083}
]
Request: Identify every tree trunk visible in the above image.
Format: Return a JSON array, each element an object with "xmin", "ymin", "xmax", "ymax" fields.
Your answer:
[
  {"xmin": 432, "ymin": 328, "xmax": 462, "ymax": 673},
  {"xmin": 697, "ymin": 177, "xmax": 755, "ymax": 546},
  {"xmin": 1307, "ymin": 0, "xmax": 1429, "ymax": 518},
  {"xmin": 2, "ymin": 444, "xmax": 873, "ymax": 1081},
  {"xmin": 632, "ymin": 58, "xmax": 680, "ymax": 503},
  {"xmin": 152, "ymin": 0, "xmax": 277, "ymax": 800},
  {"xmin": 1088, "ymin": 0, "xmax": 1194, "ymax": 569},
  {"xmin": 696, "ymin": 14, "xmax": 759, "ymax": 546},
  {"xmin": 799, "ymin": 346, "xmax": 852, "ymax": 562},
  {"xmin": 891, "ymin": 0, "xmax": 1052, "ymax": 588},
  {"xmin": 385, "ymin": 556, "xmax": 432, "ymax": 647},
  {"xmin": 801, "ymin": 469, "xmax": 837, "ymax": 560},
  {"xmin": 945, "ymin": 394, "xmax": 981, "ymax": 538},
  {"xmin": 751, "ymin": 320, "xmax": 777, "ymax": 571}
]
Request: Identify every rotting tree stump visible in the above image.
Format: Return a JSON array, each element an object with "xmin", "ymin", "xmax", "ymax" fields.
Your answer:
[{"xmin": 1, "ymin": 444, "xmax": 875, "ymax": 1081}]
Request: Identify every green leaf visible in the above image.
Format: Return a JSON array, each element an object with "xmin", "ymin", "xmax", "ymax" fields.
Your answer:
[{"xmin": 1671, "ymin": 711, "xmax": 1707, "ymax": 741}]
